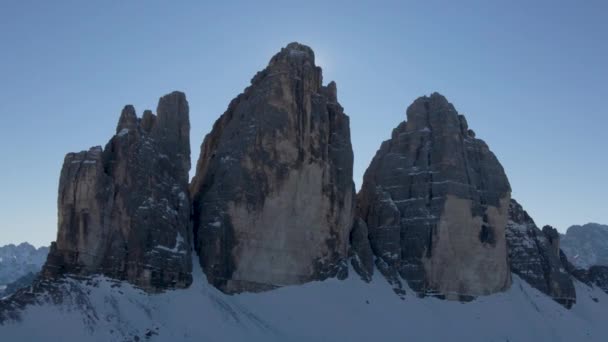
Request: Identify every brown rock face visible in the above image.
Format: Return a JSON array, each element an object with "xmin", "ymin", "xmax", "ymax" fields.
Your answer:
[
  {"xmin": 190, "ymin": 42, "xmax": 355, "ymax": 293},
  {"xmin": 355, "ymin": 93, "xmax": 512, "ymax": 300},
  {"xmin": 42, "ymin": 92, "xmax": 192, "ymax": 291}
]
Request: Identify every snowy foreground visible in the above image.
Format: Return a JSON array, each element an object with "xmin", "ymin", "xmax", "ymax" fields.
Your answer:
[{"xmin": 1, "ymin": 258, "xmax": 608, "ymax": 342}]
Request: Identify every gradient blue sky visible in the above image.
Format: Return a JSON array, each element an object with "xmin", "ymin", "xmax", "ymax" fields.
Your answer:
[{"xmin": 1, "ymin": 1, "xmax": 606, "ymax": 247}]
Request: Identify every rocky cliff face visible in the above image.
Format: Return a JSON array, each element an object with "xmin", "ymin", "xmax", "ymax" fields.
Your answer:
[
  {"xmin": 42, "ymin": 92, "xmax": 192, "ymax": 291},
  {"xmin": 561, "ymin": 223, "xmax": 608, "ymax": 269},
  {"xmin": 355, "ymin": 93, "xmax": 512, "ymax": 300},
  {"xmin": 190, "ymin": 43, "xmax": 355, "ymax": 293},
  {"xmin": 505, "ymin": 199, "xmax": 576, "ymax": 307}
]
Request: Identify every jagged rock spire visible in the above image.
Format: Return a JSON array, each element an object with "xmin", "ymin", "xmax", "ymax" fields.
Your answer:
[{"xmin": 42, "ymin": 92, "xmax": 192, "ymax": 291}]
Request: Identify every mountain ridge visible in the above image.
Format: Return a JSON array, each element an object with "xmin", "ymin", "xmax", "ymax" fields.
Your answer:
[
  {"xmin": 1, "ymin": 42, "xmax": 607, "ymax": 341},
  {"xmin": 561, "ymin": 223, "xmax": 608, "ymax": 269}
]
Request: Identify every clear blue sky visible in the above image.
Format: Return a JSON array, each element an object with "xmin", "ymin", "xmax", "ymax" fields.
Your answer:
[{"xmin": 1, "ymin": 1, "xmax": 606, "ymax": 247}]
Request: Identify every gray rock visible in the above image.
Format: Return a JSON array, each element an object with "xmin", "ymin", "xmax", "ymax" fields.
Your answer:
[
  {"xmin": 506, "ymin": 199, "xmax": 576, "ymax": 307},
  {"xmin": 561, "ymin": 223, "xmax": 608, "ymax": 269},
  {"xmin": 41, "ymin": 91, "xmax": 193, "ymax": 291},
  {"xmin": 190, "ymin": 42, "xmax": 356, "ymax": 293},
  {"xmin": 356, "ymin": 93, "xmax": 512, "ymax": 300}
]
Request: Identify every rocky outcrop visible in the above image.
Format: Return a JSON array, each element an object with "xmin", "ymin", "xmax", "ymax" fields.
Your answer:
[
  {"xmin": 561, "ymin": 223, "xmax": 608, "ymax": 269},
  {"xmin": 349, "ymin": 217, "xmax": 374, "ymax": 282},
  {"xmin": 568, "ymin": 265, "xmax": 608, "ymax": 295},
  {"xmin": 355, "ymin": 93, "xmax": 512, "ymax": 300},
  {"xmin": 506, "ymin": 199, "xmax": 576, "ymax": 307},
  {"xmin": 41, "ymin": 92, "xmax": 192, "ymax": 291},
  {"xmin": 0, "ymin": 273, "xmax": 37, "ymax": 299},
  {"xmin": 190, "ymin": 43, "xmax": 355, "ymax": 293},
  {"xmin": 586, "ymin": 266, "xmax": 608, "ymax": 294}
]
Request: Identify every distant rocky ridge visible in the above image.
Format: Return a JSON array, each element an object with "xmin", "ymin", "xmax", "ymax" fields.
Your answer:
[
  {"xmin": 0, "ymin": 273, "xmax": 38, "ymax": 298},
  {"xmin": 353, "ymin": 93, "xmax": 511, "ymax": 300},
  {"xmin": 0, "ymin": 243, "xmax": 48, "ymax": 299},
  {"xmin": 561, "ymin": 223, "xmax": 608, "ymax": 269},
  {"xmin": 0, "ymin": 243, "xmax": 48, "ymax": 289},
  {"xmin": 42, "ymin": 92, "xmax": 193, "ymax": 291},
  {"xmin": 190, "ymin": 43, "xmax": 355, "ymax": 293}
]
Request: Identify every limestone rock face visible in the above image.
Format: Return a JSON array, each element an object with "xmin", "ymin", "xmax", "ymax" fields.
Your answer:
[
  {"xmin": 355, "ymin": 93, "xmax": 511, "ymax": 299},
  {"xmin": 42, "ymin": 92, "xmax": 192, "ymax": 291},
  {"xmin": 190, "ymin": 43, "xmax": 355, "ymax": 293},
  {"xmin": 506, "ymin": 199, "xmax": 576, "ymax": 307}
]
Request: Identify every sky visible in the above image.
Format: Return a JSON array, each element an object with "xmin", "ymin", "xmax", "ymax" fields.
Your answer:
[{"xmin": 0, "ymin": 1, "xmax": 606, "ymax": 247}]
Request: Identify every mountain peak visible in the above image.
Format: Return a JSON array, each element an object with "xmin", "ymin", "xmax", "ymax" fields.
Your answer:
[
  {"xmin": 190, "ymin": 41, "xmax": 354, "ymax": 293},
  {"xmin": 561, "ymin": 222, "xmax": 608, "ymax": 269},
  {"xmin": 270, "ymin": 42, "xmax": 316, "ymax": 66},
  {"xmin": 355, "ymin": 93, "xmax": 512, "ymax": 299}
]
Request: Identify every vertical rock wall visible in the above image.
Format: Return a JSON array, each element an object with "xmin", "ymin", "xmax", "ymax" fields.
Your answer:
[
  {"xmin": 42, "ymin": 92, "xmax": 192, "ymax": 291},
  {"xmin": 190, "ymin": 43, "xmax": 355, "ymax": 293}
]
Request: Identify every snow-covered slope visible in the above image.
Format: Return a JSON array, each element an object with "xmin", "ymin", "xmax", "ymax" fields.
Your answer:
[
  {"xmin": 562, "ymin": 223, "xmax": 608, "ymax": 269},
  {"xmin": 0, "ymin": 243, "xmax": 48, "ymax": 288},
  {"xmin": 1, "ymin": 256, "xmax": 608, "ymax": 341}
]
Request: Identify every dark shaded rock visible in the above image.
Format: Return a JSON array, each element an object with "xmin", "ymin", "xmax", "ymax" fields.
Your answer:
[
  {"xmin": 506, "ymin": 199, "xmax": 576, "ymax": 308},
  {"xmin": 116, "ymin": 105, "xmax": 138, "ymax": 133},
  {"xmin": 190, "ymin": 42, "xmax": 355, "ymax": 293},
  {"xmin": 566, "ymin": 262, "xmax": 608, "ymax": 296},
  {"xmin": 356, "ymin": 93, "xmax": 512, "ymax": 299},
  {"xmin": 587, "ymin": 266, "xmax": 608, "ymax": 294},
  {"xmin": 41, "ymin": 91, "xmax": 192, "ymax": 291},
  {"xmin": 542, "ymin": 225, "xmax": 561, "ymax": 256},
  {"xmin": 141, "ymin": 110, "xmax": 157, "ymax": 133},
  {"xmin": 349, "ymin": 217, "xmax": 374, "ymax": 282}
]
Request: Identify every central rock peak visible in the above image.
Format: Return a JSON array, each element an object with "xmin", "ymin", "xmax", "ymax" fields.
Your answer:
[{"xmin": 190, "ymin": 42, "xmax": 355, "ymax": 293}]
